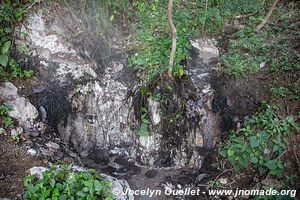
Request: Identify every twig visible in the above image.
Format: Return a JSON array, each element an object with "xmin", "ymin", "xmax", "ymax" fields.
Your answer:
[
  {"xmin": 234, "ymin": 13, "xmax": 255, "ymax": 19},
  {"xmin": 256, "ymin": 0, "xmax": 280, "ymax": 31},
  {"xmin": 209, "ymin": 169, "xmax": 232, "ymax": 189},
  {"xmin": 26, "ymin": 0, "xmax": 38, "ymax": 11},
  {"xmin": 167, "ymin": 0, "xmax": 177, "ymax": 78}
]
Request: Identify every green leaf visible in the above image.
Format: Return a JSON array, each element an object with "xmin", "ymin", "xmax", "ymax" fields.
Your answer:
[
  {"xmin": 4, "ymin": 27, "xmax": 13, "ymax": 33},
  {"xmin": 238, "ymin": 157, "xmax": 249, "ymax": 168},
  {"xmin": 265, "ymin": 160, "xmax": 277, "ymax": 170},
  {"xmin": 250, "ymin": 136, "xmax": 260, "ymax": 148},
  {"xmin": 272, "ymin": 145, "xmax": 279, "ymax": 153},
  {"xmin": 227, "ymin": 149, "xmax": 235, "ymax": 157},
  {"xmin": 0, "ymin": 54, "xmax": 9, "ymax": 67},
  {"xmin": 2, "ymin": 41, "xmax": 11, "ymax": 54},
  {"xmin": 250, "ymin": 157, "xmax": 258, "ymax": 164}
]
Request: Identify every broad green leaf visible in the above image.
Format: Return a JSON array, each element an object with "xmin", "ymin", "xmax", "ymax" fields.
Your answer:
[
  {"xmin": 239, "ymin": 157, "xmax": 249, "ymax": 167},
  {"xmin": 265, "ymin": 160, "xmax": 277, "ymax": 170},
  {"xmin": 0, "ymin": 54, "xmax": 9, "ymax": 67},
  {"xmin": 4, "ymin": 27, "xmax": 13, "ymax": 33},
  {"xmin": 272, "ymin": 145, "xmax": 279, "ymax": 153},
  {"xmin": 227, "ymin": 149, "xmax": 235, "ymax": 157},
  {"xmin": 250, "ymin": 136, "xmax": 260, "ymax": 148},
  {"xmin": 250, "ymin": 157, "xmax": 258, "ymax": 164},
  {"xmin": 2, "ymin": 41, "xmax": 11, "ymax": 54}
]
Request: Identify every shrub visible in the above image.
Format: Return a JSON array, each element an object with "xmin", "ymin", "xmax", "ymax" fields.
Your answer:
[
  {"xmin": 23, "ymin": 165, "xmax": 113, "ymax": 200},
  {"xmin": 0, "ymin": 1, "xmax": 34, "ymax": 80},
  {"xmin": 219, "ymin": 105, "xmax": 299, "ymax": 178}
]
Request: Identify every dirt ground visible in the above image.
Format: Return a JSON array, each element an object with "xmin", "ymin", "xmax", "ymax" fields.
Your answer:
[{"xmin": 0, "ymin": 135, "xmax": 46, "ymax": 198}]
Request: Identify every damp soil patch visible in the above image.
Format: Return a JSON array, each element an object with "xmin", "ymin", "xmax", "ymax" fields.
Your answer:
[{"xmin": 0, "ymin": 136, "xmax": 46, "ymax": 198}]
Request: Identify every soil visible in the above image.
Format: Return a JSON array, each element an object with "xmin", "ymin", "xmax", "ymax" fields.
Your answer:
[{"xmin": 0, "ymin": 135, "xmax": 46, "ymax": 198}]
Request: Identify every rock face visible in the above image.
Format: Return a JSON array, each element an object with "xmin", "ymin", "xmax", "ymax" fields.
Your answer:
[
  {"xmin": 0, "ymin": 82, "xmax": 38, "ymax": 129},
  {"xmin": 58, "ymin": 80, "xmax": 132, "ymax": 157},
  {"xmin": 188, "ymin": 38, "xmax": 221, "ymax": 150},
  {"xmin": 19, "ymin": 8, "xmax": 221, "ymax": 170}
]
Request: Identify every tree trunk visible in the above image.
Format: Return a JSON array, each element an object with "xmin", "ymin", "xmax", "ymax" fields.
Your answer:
[{"xmin": 167, "ymin": 0, "xmax": 177, "ymax": 78}]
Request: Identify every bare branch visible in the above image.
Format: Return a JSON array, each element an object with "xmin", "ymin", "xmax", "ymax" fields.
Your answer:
[
  {"xmin": 256, "ymin": 0, "xmax": 280, "ymax": 32},
  {"xmin": 167, "ymin": 0, "xmax": 177, "ymax": 78}
]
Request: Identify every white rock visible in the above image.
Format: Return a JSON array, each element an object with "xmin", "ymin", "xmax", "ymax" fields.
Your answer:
[
  {"xmin": 0, "ymin": 82, "xmax": 39, "ymax": 128},
  {"xmin": 30, "ymin": 167, "xmax": 48, "ymax": 179},
  {"xmin": 101, "ymin": 174, "xmax": 134, "ymax": 200},
  {"xmin": 45, "ymin": 142, "xmax": 60, "ymax": 150},
  {"xmin": 0, "ymin": 128, "xmax": 7, "ymax": 135},
  {"xmin": 0, "ymin": 82, "xmax": 18, "ymax": 98},
  {"xmin": 8, "ymin": 97, "xmax": 38, "ymax": 128},
  {"xmin": 148, "ymin": 98, "xmax": 161, "ymax": 125},
  {"xmin": 27, "ymin": 148, "xmax": 37, "ymax": 156},
  {"xmin": 190, "ymin": 38, "xmax": 219, "ymax": 64}
]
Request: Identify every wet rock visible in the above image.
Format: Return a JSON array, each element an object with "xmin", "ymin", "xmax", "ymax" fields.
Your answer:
[
  {"xmin": 19, "ymin": 13, "xmax": 97, "ymax": 84},
  {"xmin": 195, "ymin": 173, "xmax": 207, "ymax": 183},
  {"xmin": 145, "ymin": 169, "xmax": 158, "ymax": 179},
  {"xmin": 57, "ymin": 80, "xmax": 132, "ymax": 157},
  {"xmin": 19, "ymin": 8, "xmax": 223, "ymax": 170},
  {"xmin": 88, "ymin": 148, "xmax": 110, "ymax": 165}
]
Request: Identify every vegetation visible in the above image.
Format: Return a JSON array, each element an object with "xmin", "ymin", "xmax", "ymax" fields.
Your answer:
[
  {"xmin": 0, "ymin": 0, "xmax": 298, "ymax": 199},
  {"xmin": 0, "ymin": 0, "xmax": 34, "ymax": 80},
  {"xmin": 23, "ymin": 165, "xmax": 113, "ymax": 200},
  {"xmin": 110, "ymin": 0, "xmax": 269, "ymax": 81},
  {"xmin": 0, "ymin": 103, "xmax": 14, "ymax": 128},
  {"xmin": 220, "ymin": 104, "xmax": 299, "ymax": 178}
]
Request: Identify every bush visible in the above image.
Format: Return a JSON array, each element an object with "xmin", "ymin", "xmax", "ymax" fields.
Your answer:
[
  {"xmin": 0, "ymin": 1, "xmax": 34, "ymax": 80},
  {"xmin": 23, "ymin": 165, "xmax": 113, "ymax": 200},
  {"xmin": 219, "ymin": 105, "xmax": 299, "ymax": 178}
]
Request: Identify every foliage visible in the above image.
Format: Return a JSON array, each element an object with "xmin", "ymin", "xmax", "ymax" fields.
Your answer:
[
  {"xmin": 123, "ymin": 0, "xmax": 269, "ymax": 82},
  {"xmin": 222, "ymin": 27, "xmax": 272, "ymax": 77},
  {"xmin": 222, "ymin": 0, "xmax": 264, "ymax": 15},
  {"xmin": 219, "ymin": 105, "xmax": 299, "ymax": 178},
  {"xmin": 138, "ymin": 106, "xmax": 150, "ymax": 137},
  {"xmin": 0, "ymin": 0, "xmax": 34, "ymax": 80},
  {"xmin": 23, "ymin": 165, "xmax": 113, "ymax": 200},
  {"xmin": 0, "ymin": 103, "xmax": 14, "ymax": 128},
  {"xmin": 128, "ymin": 0, "xmax": 194, "ymax": 81}
]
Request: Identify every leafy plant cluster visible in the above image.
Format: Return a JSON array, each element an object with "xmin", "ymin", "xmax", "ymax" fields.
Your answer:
[
  {"xmin": 219, "ymin": 105, "xmax": 299, "ymax": 178},
  {"xmin": 0, "ymin": 0, "xmax": 33, "ymax": 80},
  {"xmin": 0, "ymin": 103, "xmax": 14, "ymax": 128},
  {"xmin": 122, "ymin": 0, "xmax": 267, "ymax": 81},
  {"xmin": 23, "ymin": 165, "xmax": 113, "ymax": 200},
  {"xmin": 222, "ymin": 5, "xmax": 300, "ymax": 78},
  {"xmin": 128, "ymin": 0, "xmax": 195, "ymax": 82},
  {"xmin": 222, "ymin": 26, "xmax": 273, "ymax": 77},
  {"xmin": 270, "ymin": 83, "xmax": 300, "ymax": 101},
  {"xmin": 138, "ymin": 106, "xmax": 150, "ymax": 137}
]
